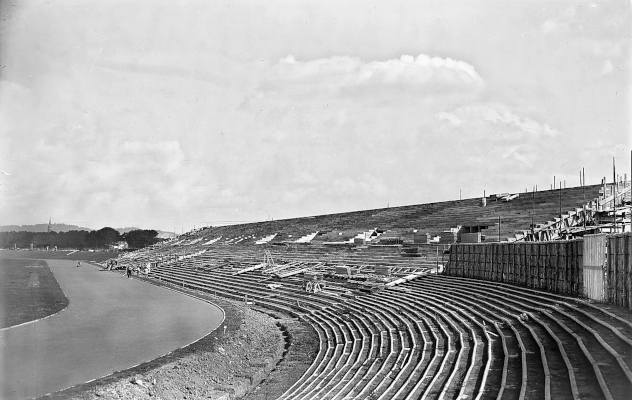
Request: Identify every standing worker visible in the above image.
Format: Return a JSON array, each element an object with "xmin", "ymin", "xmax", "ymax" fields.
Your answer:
[{"xmin": 126, "ymin": 264, "xmax": 131, "ymax": 278}]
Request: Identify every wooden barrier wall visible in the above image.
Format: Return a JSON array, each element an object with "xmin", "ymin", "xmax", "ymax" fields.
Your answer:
[
  {"xmin": 606, "ymin": 233, "xmax": 632, "ymax": 309},
  {"xmin": 582, "ymin": 234, "xmax": 607, "ymax": 302},
  {"xmin": 444, "ymin": 240, "xmax": 583, "ymax": 297}
]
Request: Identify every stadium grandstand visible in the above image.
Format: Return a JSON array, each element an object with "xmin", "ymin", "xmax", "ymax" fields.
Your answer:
[{"xmin": 111, "ymin": 181, "xmax": 632, "ymax": 399}]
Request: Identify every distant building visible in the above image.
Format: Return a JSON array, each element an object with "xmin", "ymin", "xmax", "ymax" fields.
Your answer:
[{"xmin": 109, "ymin": 241, "xmax": 129, "ymax": 250}]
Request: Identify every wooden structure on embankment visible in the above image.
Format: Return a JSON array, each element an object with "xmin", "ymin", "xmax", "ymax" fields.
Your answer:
[{"xmin": 444, "ymin": 232, "xmax": 632, "ymax": 309}]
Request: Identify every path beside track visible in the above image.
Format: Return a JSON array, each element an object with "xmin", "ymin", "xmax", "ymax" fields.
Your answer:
[{"xmin": 0, "ymin": 259, "xmax": 224, "ymax": 400}]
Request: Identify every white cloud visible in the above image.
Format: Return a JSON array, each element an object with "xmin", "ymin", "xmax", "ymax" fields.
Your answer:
[
  {"xmin": 435, "ymin": 104, "xmax": 560, "ymax": 138},
  {"xmin": 332, "ymin": 174, "xmax": 390, "ymax": 198},
  {"xmin": 258, "ymin": 53, "xmax": 484, "ymax": 99},
  {"xmin": 589, "ymin": 40, "xmax": 623, "ymax": 59},
  {"xmin": 434, "ymin": 111, "xmax": 463, "ymax": 125},
  {"xmin": 541, "ymin": 7, "xmax": 576, "ymax": 34},
  {"xmin": 120, "ymin": 140, "xmax": 185, "ymax": 172}
]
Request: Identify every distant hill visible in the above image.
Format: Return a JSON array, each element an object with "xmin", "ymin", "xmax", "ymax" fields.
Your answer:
[
  {"xmin": 0, "ymin": 224, "xmax": 175, "ymax": 239},
  {"xmin": 0, "ymin": 223, "xmax": 92, "ymax": 232}
]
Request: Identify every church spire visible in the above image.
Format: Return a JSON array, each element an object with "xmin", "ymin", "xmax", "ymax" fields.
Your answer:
[{"xmin": 48, "ymin": 217, "xmax": 52, "ymax": 233}]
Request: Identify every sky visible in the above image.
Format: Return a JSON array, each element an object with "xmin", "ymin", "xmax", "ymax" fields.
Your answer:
[{"xmin": 0, "ymin": 0, "xmax": 630, "ymax": 232}]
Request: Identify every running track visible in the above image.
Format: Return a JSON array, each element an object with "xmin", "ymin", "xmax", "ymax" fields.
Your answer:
[{"xmin": 0, "ymin": 260, "xmax": 224, "ymax": 400}]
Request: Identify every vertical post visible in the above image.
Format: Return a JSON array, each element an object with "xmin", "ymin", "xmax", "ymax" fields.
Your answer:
[
  {"xmin": 626, "ymin": 234, "xmax": 631, "ymax": 310},
  {"xmin": 614, "ymin": 237, "xmax": 619, "ymax": 306},
  {"xmin": 531, "ymin": 186, "xmax": 535, "ymax": 238},
  {"xmin": 498, "ymin": 216, "xmax": 501, "ymax": 242},
  {"xmin": 583, "ymin": 168, "xmax": 586, "ymax": 200},
  {"xmin": 614, "ymin": 183, "xmax": 618, "ymax": 233},
  {"xmin": 613, "ymin": 157, "xmax": 616, "ymax": 189},
  {"xmin": 436, "ymin": 246, "xmax": 439, "ymax": 272},
  {"xmin": 613, "ymin": 157, "xmax": 617, "ymax": 233},
  {"xmin": 559, "ymin": 181, "xmax": 562, "ymax": 220}
]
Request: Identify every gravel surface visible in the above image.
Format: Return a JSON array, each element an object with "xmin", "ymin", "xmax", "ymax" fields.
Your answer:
[{"xmin": 47, "ymin": 281, "xmax": 318, "ymax": 400}]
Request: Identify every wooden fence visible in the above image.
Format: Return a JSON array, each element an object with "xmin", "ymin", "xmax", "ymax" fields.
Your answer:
[
  {"xmin": 606, "ymin": 233, "xmax": 632, "ymax": 309},
  {"xmin": 444, "ymin": 240, "xmax": 583, "ymax": 297},
  {"xmin": 582, "ymin": 234, "xmax": 607, "ymax": 302}
]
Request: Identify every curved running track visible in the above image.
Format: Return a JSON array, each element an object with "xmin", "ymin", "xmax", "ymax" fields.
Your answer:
[{"xmin": 0, "ymin": 260, "xmax": 224, "ymax": 400}]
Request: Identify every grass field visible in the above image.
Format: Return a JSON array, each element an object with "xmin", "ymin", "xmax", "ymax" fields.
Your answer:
[
  {"xmin": 0, "ymin": 258, "xmax": 69, "ymax": 329},
  {"xmin": 0, "ymin": 249, "xmax": 117, "ymax": 263}
]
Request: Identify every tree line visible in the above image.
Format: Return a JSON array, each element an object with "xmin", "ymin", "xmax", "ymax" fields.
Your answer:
[{"xmin": 0, "ymin": 228, "xmax": 162, "ymax": 250}]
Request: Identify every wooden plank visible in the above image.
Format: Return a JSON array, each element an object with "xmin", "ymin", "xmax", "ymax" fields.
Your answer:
[
  {"xmin": 550, "ymin": 242, "xmax": 556, "ymax": 292},
  {"xmin": 610, "ymin": 236, "xmax": 616, "ymax": 305},
  {"xmin": 498, "ymin": 243, "xmax": 503, "ymax": 282},
  {"xmin": 618, "ymin": 236, "xmax": 624, "ymax": 307},
  {"xmin": 490, "ymin": 244, "xmax": 495, "ymax": 281},
  {"xmin": 607, "ymin": 238, "xmax": 613, "ymax": 303},
  {"xmin": 563, "ymin": 241, "xmax": 568, "ymax": 294},
  {"xmin": 576, "ymin": 239, "xmax": 581, "ymax": 296},
  {"xmin": 627, "ymin": 234, "xmax": 632, "ymax": 310},
  {"xmin": 623, "ymin": 236, "xmax": 628, "ymax": 309},
  {"xmin": 525, "ymin": 243, "xmax": 530, "ymax": 288},
  {"xmin": 471, "ymin": 244, "xmax": 476, "ymax": 278},
  {"xmin": 522, "ymin": 243, "xmax": 528, "ymax": 286},
  {"xmin": 511, "ymin": 242, "xmax": 517, "ymax": 284},
  {"xmin": 562, "ymin": 241, "xmax": 568, "ymax": 295},
  {"xmin": 453, "ymin": 244, "xmax": 459, "ymax": 276},
  {"xmin": 485, "ymin": 244, "xmax": 490, "ymax": 281},
  {"xmin": 538, "ymin": 243, "xmax": 543, "ymax": 289},
  {"xmin": 501, "ymin": 243, "xmax": 505, "ymax": 282},
  {"xmin": 617, "ymin": 235, "xmax": 628, "ymax": 308},
  {"xmin": 550, "ymin": 243, "xmax": 556, "ymax": 292},
  {"xmin": 476, "ymin": 244, "xmax": 481, "ymax": 278}
]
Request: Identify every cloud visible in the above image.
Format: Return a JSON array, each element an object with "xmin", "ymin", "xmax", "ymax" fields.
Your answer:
[
  {"xmin": 256, "ymin": 53, "xmax": 484, "ymax": 99},
  {"xmin": 332, "ymin": 174, "xmax": 391, "ymax": 198},
  {"xmin": 0, "ymin": 135, "xmax": 194, "ymax": 228},
  {"xmin": 539, "ymin": 2, "xmax": 629, "ymax": 77},
  {"xmin": 589, "ymin": 40, "xmax": 623, "ymax": 59},
  {"xmin": 434, "ymin": 103, "xmax": 560, "ymax": 138},
  {"xmin": 541, "ymin": 7, "xmax": 576, "ymax": 34},
  {"xmin": 601, "ymin": 59, "xmax": 614, "ymax": 75},
  {"xmin": 425, "ymin": 103, "xmax": 569, "ymax": 177},
  {"xmin": 120, "ymin": 140, "xmax": 185, "ymax": 172},
  {"xmin": 96, "ymin": 59, "xmax": 225, "ymax": 86},
  {"xmin": 541, "ymin": 1, "xmax": 630, "ymax": 39},
  {"xmin": 434, "ymin": 111, "xmax": 463, "ymax": 125}
]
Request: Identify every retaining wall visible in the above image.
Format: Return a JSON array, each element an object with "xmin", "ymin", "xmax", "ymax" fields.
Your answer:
[{"xmin": 444, "ymin": 240, "xmax": 584, "ymax": 297}]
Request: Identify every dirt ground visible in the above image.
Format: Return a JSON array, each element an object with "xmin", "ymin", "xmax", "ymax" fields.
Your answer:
[{"xmin": 45, "ymin": 281, "xmax": 318, "ymax": 400}]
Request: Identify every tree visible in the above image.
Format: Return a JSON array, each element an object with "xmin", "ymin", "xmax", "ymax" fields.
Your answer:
[
  {"xmin": 85, "ymin": 227, "xmax": 121, "ymax": 249},
  {"xmin": 123, "ymin": 229, "xmax": 159, "ymax": 249}
]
